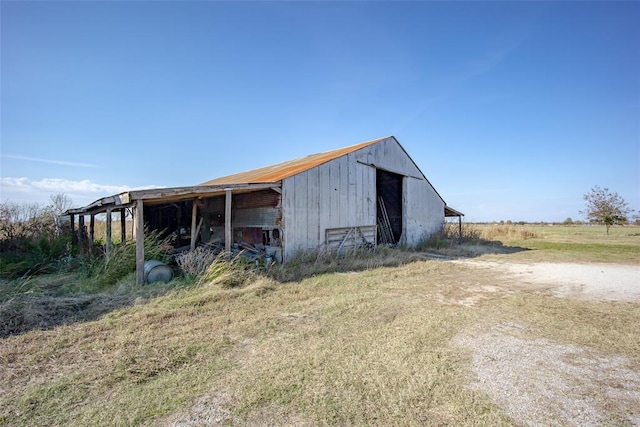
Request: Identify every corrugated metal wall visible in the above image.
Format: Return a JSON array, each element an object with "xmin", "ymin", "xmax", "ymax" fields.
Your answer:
[{"xmin": 231, "ymin": 190, "xmax": 282, "ymax": 228}]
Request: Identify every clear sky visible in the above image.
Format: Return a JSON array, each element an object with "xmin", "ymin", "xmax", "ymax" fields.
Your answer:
[{"xmin": 1, "ymin": 1, "xmax": 638, "ymax": 222}]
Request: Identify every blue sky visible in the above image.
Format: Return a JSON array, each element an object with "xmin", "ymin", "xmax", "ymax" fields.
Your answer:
[{"xmin": 1, "ymin": 1, "xmax": 638, "ymax": 222}]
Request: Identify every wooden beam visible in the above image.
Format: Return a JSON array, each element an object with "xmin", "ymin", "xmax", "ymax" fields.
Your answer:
[
  {"xmin": 134, "ymin": 199, "xmax": 145, "ymax": 285},
  {"xmin": 225, "ymin": 189, "xmax": 232, "ymax": 257},
  {"xmin": 190, "ymin": 200, "xmax": 198, "ymax": 251},
  {"xmin": 105, "ymin": 208, "xmax": 113, "ymax": 259},
  {"xmin": 120, "ymin": 209, "xmax": 127, "ymax": 245}
]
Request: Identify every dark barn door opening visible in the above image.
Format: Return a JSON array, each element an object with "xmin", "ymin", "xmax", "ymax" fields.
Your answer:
[{"xmin": 376, "ymin": 169, "xmax": 403, "ymax": 245}]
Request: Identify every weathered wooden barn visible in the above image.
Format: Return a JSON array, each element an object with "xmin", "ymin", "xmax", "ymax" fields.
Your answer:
[{"xmin": 64, "ymin": 136, "xmax": 462, "ymax": 284}]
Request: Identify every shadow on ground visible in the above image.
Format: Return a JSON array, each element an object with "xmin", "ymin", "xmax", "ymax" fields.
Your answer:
[
  {"xmin": 1, "ymin": 241, "xmax": 530, "ymax": 338},
  {"xmin": 0, "ymin": 288, "xmax": 143, "ymax": 338}
]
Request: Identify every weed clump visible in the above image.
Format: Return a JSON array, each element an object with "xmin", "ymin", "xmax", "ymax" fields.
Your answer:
[
  {"xmin": 198, "ymin": 252, "xmax": 256, "ymax": 288},
  {"xmin": 175, "ymin": 246, "xmax": 219, "ymax": 278},
  {"xmin": 82, "ymin": 229, "xmax": 173, "ymax": 290}
]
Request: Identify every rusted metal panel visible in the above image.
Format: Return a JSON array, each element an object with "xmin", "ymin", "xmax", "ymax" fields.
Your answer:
[
  {"xmin": 232, "ymin": 189, "xmax": 280, "ymax": 209},
  {"xmin": 200, "ymin": 137, "xmax": 391, "ymax": 185}
]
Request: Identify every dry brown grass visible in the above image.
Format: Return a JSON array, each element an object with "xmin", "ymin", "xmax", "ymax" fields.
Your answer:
[
  {"xmin": 1, "ymin": 253, "xmax": 638, "ymax": 426},
  {"xmin": 1, "ymin": 225, "xmax": 639, "ymax": 425}
]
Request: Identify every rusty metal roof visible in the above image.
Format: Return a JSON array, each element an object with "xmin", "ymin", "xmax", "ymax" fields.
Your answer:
[{"xmin": 200, "ymin": 136, "xmax": 390, "ymax": 185}]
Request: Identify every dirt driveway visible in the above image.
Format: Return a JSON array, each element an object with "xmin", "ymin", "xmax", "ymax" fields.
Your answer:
[
  {"xmin": 452, "ymin": 260, "xmax": 640, "ymax": 426},
  {"xmin": 454, "ymin": 260, "xmax": 640, "ymax": 302}
]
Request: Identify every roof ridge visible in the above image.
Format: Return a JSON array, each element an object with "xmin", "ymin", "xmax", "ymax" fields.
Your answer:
[{"xmin": 199, "ymin": 136, "xmax": 393, "ymax": 186}]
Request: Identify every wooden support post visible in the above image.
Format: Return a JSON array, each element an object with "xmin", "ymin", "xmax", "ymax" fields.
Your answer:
[
  {"xmin": 77, "ymin": 215, "xmax": 85, "ymax": 248},
  {"xmin": 89, "ymin": 214, "xmax": 95, "ymax": 250},
  {"xmin": 106, "ymin": 208, "xmax": 113, "ymax": 259},
  {"xmin": 120, "ymin": 209, "xmax": 127, "ymax": 245},
  {"xmin": 70, "ymin": 214, "xmax": 76, "ymax": 243},
  {"xmin": 190, "ymin": 200, "xmax": 198, "ymax": 251},
  {"xmin": 134, "ymin": 199, "xmax": 145, "ymax": 285},
  {"xmin": 225, "ymin": 189, "xmax": 232, "ymax": 257},
  {"xmin": 458, "ymin": 216, "xmax": 463, "ymax": 242}
]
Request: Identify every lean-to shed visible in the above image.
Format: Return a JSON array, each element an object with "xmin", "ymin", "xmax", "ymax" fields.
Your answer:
[{"xmin": 64, "ymin": 136, "xmax": 462, "ymax": 284}]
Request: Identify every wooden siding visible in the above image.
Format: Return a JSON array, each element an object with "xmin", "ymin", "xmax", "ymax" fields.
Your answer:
[
  {"xmin": 282, "ymin": 154, "xmax": 376, "ymax": 260},
  {"xmin": 403, "ymin": 177, "xmax": 445, "ymax": 245},
  {"xmin": 281, "ymin": 137, "xmax": 444, "ymax": 261}
]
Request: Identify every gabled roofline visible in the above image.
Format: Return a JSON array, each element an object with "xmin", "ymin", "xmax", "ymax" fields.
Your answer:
[
  {"xmin": 385, "ymin": 136, "xmax": 448, "ymax": 206},
  {"xmin": 65, "ymin": 135, "xmax": 450, "ymax": 215},
  {"xmin": 199, "ymin": 136, "xmax": 390, "ymax": 186}
]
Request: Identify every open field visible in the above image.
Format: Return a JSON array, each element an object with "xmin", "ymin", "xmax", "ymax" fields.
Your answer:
[
  {"xmin": 470, "ymin": 223, "xmax": 640, "ymax": 264},
  {"xmin": 0, "ymin": 224, "xmax": 639, "ymax": 426}
]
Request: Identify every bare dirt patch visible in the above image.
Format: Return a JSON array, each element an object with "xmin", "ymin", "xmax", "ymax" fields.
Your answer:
[
  {"xmin": 453, "ymin": 260, "xmax": 640, "ymax": 302},
  {"xmin": 451, "ymin": 260, "xmax": 640, "ymax": 426},
  {"xmin": 455, "ymin": 323, "xmax": 640, "ymax": 427}
]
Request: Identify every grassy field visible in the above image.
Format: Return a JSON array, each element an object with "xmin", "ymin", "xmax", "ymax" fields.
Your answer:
[
  {"xmin": 0, "ymin": 224, "xmax": 638, "ymax": 426},
  {"xmin": 466, "ymin": 223, "xmax": 640, "ymax": 264}
]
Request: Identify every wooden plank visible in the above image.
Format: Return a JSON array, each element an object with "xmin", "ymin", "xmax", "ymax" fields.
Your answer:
[
  {"xmin": 338, "ymin": 156, "xmax": 348, "ymax": 225},
  {"xmin": 355, "ymin": 157, "xmax": 364, "ymax": 224},
  {"xmin": 329, "ymin": 158, "xmax": 339, "ymax": 227},
  {"xmin": 225, "ymin": 189, "xmax": 232, "ymax": 256},
  {"xmin": 347, "ymin": 155, "xmax": 357, "ymax": 225},
  {"xmin": 281, "ymin": 178, "xmax": 294, "ymax": 263},
  {"xmin": 292, "ymin": 172, "xmax": 307, "ymax": 252},
  {"xmin": 318, "ymin": 163, "xmax": 331, "ymax": 238},
  {"xmin": 306, "ymin": 167, "xmax": 320, "ymax": 248},
  {"xmin": 135, "ymin": 199, "xmax": 145, "ymax": 285}
]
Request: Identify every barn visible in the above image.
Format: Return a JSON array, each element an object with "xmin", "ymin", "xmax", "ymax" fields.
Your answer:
[{"xmin": 64, "ymin": 136, "xmax": 462, "ymax": 284}]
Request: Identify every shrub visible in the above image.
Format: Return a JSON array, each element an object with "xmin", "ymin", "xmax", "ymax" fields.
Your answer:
[
  {"xmin": 0, "ymin": 201, "xmax": 75, "ymax": 278},
  {"xmin": 416, "ymin": 222, "xmax": 482, "ymax": 250},
  {"xmin": 175, "ymin": 246, "xmax": 219, "ymax": 278}
]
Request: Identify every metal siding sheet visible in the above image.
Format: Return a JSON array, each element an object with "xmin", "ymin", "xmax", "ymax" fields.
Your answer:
[{"xmin": 233, "ymin": 208, "xmax": 280, "ymax": 228}]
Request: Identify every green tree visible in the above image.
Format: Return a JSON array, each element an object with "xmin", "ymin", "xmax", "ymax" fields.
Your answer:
[{"xmin": 581, "ymin": 186, "xmax": 633, "ymax": 234}]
